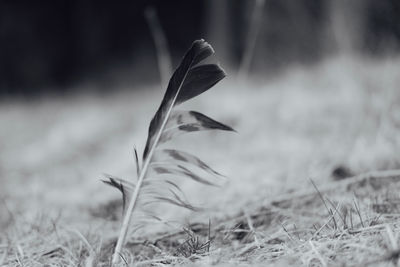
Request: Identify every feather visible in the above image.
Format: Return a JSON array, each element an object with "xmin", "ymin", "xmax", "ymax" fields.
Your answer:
[
  {"xmin": 133, "ymin": 146, "xmax": 140, "ymax": 177},
  {"xmin": 143, "ymin": 40, "xmax": 227, "ymax": 159},
  {"xmin": 106, "ymin": 39, "xmax": 234, "ymax": 265},
  {"xmin": 102, "ymin": 175, "xmax": 135, "ymax": 215},
  {"xmin": 159, "ymin": 110, "xmax": 234, "ymax": 143},
  {"xmin": 151, "ymin": 165, "xmax": 218, "ymax": 186},
  {"xmin": 153, "ymin": 149, "xmax": 225, "ymax": 178}
]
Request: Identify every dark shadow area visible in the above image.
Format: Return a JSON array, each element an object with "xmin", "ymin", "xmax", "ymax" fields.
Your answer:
[{"xmin": 0, "ymin": 0, "xmax": 399, "ymax": 96}]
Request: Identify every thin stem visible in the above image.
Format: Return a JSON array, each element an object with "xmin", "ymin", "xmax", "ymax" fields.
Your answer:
[
  {"xmin": 111, "ymin": 65, "xmax": 191, "ymax": 266},
  {"xmin": 238, "ymin": 0, "xmax": 265, "ymax": 81},
  {"xmin": 144, "ymin": 6, "xmax": 172, "ymax": 88}
]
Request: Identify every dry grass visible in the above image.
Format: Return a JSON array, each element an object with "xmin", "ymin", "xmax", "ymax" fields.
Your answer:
[{"xmin": 1, "ymin": 54, "xmax": 400, "ymax": 266}]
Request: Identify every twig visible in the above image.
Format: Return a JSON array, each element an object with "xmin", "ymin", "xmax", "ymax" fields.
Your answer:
[
  {"xmin": 207, "ymin": 219, "xmax": 211, "ymax": 253},
  {"xmin": 311, "ymin": 202, "xmax": 341, "ymax": 239},
  {"xmin": 310, "ymin": 178, "xmax": 334, "ymax": 218},
  {"xmin": 326, "ymin": 198, "xmax": 346, "ymax": 227},
  {"xmin": 280, "ymin": 221, "xmax": 296, "ymax": 242},
  {"xmin": 243, "ymin": 209, "xmax": 260, "ymax": 247},
  {"xmin": 271, "ymin": 169, "xmax": 400, "ymax": 208},
  {"xmin": 144, "ymin": 6, "xmax": 172, "ymax": 88},
  {"xmin": 353, "ymin": 196, "xmax": 364, "ymax": 228},
  {"xmin": 309, "ymin": 240, "xmax": 327, "ymax": 267},
  {"xmin": 238, "ymin": 0, "xmax": 266, "ymax": 81}
]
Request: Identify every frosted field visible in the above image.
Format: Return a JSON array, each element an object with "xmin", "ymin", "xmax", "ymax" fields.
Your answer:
[{"xmin": 1, "ymin": 55, "xmax": 400, "ymax": 266}]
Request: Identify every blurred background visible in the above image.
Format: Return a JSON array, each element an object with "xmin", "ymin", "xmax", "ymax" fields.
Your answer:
[
  {"xmin": 2, "ymin": 2, "xmax": 400, "ymax": 265},
  {"xmin": 1, "ymin": 0, "xmax": 400, "ymax": 228},
  {"xmin": 1, "ymin": 0, "xmax": 399, "ymax": 96}
]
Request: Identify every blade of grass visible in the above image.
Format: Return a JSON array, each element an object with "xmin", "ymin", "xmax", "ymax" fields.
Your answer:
[
  {"xmin": 144, "ymin": 6, "xmax": 172, "ymax": 88},
  {"xmin": 238, "ymin": 0, "xmax": 266, "ymax": 81}
]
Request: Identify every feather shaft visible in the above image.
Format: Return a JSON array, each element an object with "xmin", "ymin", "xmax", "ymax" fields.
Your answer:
[
  {"xmin": 110, "ymin": 40, "xmax": 229, "ymax": 265},
  {"xmin": 112, "ymin": 44, "xmax": 197, "ymax": 266}
]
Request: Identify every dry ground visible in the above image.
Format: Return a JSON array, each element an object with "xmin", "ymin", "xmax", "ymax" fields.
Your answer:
[{"xmin": 1, "ymin": 54, "xmax": 400, "ymax": 266}]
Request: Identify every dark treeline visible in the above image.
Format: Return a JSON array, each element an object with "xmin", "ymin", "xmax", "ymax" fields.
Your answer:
[{"xmin": 0, "ymin": 0, "xmax": 399, "ymax": 96}]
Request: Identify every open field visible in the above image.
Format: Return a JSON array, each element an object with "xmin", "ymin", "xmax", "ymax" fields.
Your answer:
[{"xmin": 1, "ymin": 55, "xmax": 400, "ymax": 266}]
